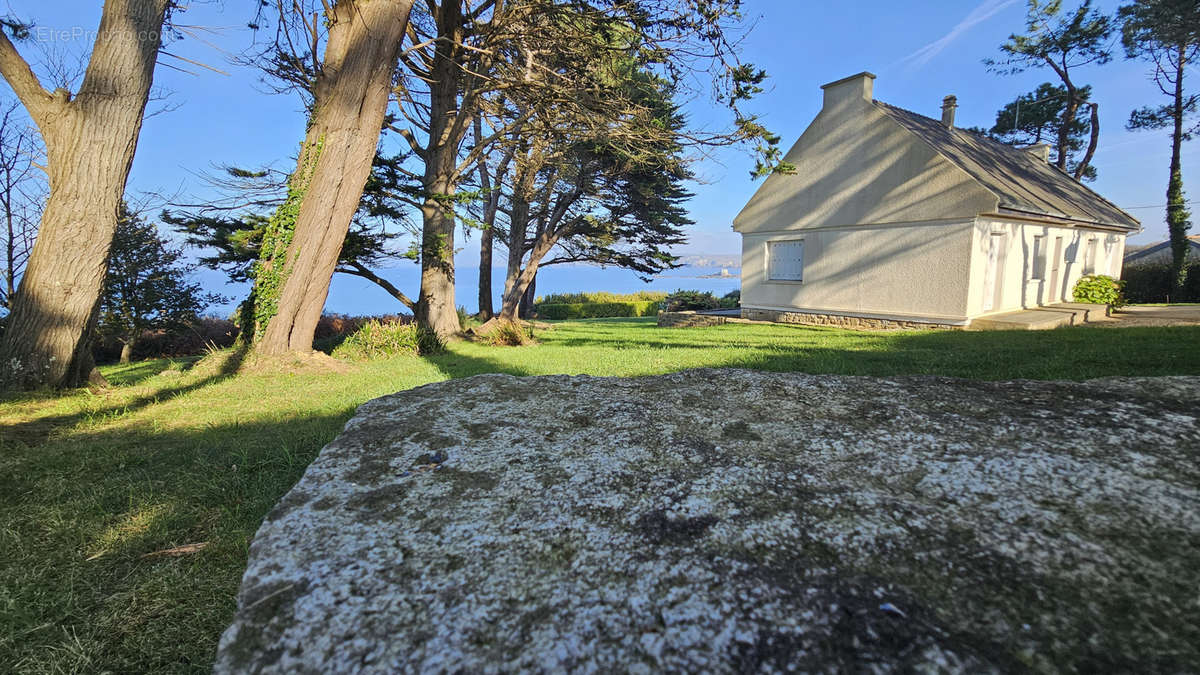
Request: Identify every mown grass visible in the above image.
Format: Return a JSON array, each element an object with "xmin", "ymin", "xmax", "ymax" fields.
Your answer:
[{"xmin": 2, "ymin": 317, "xmax": 1199, "ymax": 672}]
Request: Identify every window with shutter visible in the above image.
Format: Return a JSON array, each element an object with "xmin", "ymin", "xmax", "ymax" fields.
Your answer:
[{"xmin": 767, "ymin": 240, "xmax": 804, "ymax": 281}]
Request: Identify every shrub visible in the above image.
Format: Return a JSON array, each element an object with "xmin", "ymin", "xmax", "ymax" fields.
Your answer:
[
  {"xmin": 93, "ymin": 316, "xmax": 239, "ymax": 363},
  {"xmin": 1073, "ymin": 274, "xmax": 1126, "ymax": 307},
  {"xmin": 1122, "ymin": 262, "xmax": 1200, "ymax": 303},
  {"xmin": 331, "ymin": 319, "xmax": 442, "ymax": 360},
  {"xmin": 663, "ymin": 289, "xmax": 720, "ymax": 312},
  {"xmin": 718, "ymin": 289, "xmax": 741, "ymax": 309},
  {"xmin": 457, "ymin": 305, "xmax": 473, "ymax": 331},
  {"xmin": 535, "ymin": 300, "xmax": 662, "ymax": 319},
  {"xmin": 477, "ymin": 319, "xmax": 534, "ymax": 346},
  {"xmin": 536, "ymin": 290, "xmax": 667, "ymax": 305}
]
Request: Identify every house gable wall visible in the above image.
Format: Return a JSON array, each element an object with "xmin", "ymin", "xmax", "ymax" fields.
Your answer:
[
  {"xmin": 741, "ymin": 220, "xmax": 976, "ymax": 323},
  {"xmin": 733, "ymin": 84, "xmax": 998, "ymax": 234}
]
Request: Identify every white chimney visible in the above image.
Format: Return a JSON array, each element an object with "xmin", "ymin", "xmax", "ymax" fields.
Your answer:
[
  {"xmin": 1022, "ymin": 143, "xmax": 1051, "ymax": 162},
  {"xmin": 820, "ymin": 72, "xmax": 876, "ymax": 111},
  {"xmin": 941, "ymin": 95, "xmax": 957, "ymax": 128}
]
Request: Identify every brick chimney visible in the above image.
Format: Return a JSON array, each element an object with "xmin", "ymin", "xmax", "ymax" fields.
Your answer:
[{"xmin": 941, "ymin": 95, "xmax": 957, "ymax": 128}]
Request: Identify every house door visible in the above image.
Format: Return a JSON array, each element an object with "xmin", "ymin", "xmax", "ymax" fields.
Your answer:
[
  {"xmin": 1048, "ymin": 236, "xmax": 1063, "ymax": 301},
  {"xmin": 982, "ymin": 233, "xmax": 1006, "ymax": 312}
]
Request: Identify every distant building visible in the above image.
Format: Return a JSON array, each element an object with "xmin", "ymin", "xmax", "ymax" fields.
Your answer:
[
  {"xmin": 734, "ymin": 72, "xmax": 1139, "ymax": 328},
  {"xmin": 1124, "ymin": 235, "xmax": 1200, "ymax": 266}
]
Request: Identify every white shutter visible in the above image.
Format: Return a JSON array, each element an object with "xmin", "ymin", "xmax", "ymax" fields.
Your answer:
[
  {"xmin": 768, "ymin": 240, "xmax": 804, "ymax": 281},
  {"xmin": 1032, "ymin": 236, "xmax": 1045, "ymax": 280}
]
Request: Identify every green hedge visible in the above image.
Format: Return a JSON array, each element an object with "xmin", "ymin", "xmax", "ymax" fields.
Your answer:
[
  {"xmin": 536, "ymin": 290, "xmax": 667, "ymax": 304},
  {"xmin": 1122, "ymin": 261, "xmax": 1200, "ymax": 303},
  {"xmin": 535, "ymin": 300, "xmax": 662, "ymax": 319}
]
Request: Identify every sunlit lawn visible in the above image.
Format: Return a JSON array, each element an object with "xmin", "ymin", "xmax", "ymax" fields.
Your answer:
[{"xmin": 2, "ymin": 317, "xmax": 1199, "ymax": 672}]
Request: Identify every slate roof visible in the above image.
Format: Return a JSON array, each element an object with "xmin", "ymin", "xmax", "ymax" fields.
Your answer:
[
  {"xmin": 875, "ymin": 102, "xmax": 1139, "ymax": 231},
  {"xmin": 1124, "ymin": 235, "xmax": 1200, "ymax": 263}
]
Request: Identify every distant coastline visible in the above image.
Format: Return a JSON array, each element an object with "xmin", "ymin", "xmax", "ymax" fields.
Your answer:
[{"xmin": 675, "ymin": 254, "xmax": 740, "ymax": 269}]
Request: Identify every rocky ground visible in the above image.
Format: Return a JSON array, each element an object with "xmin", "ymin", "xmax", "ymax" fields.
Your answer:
[{"xmin": 215, "ymin": 370, "xmax": 1200, "ymax": 673}]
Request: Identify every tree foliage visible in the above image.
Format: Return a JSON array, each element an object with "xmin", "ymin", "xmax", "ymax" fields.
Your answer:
[
  {"xmin": 987, "ymin": 82, "xmax": 1097, "ymax": 179},
  {"xmin": 986, "ymin": 0, "xmax": 1113, "ymax": 180},
  {"xmin": 100, "ymin": 206, "xmax": 225, "ymax": 363},
  {"xmin": 1118, "ymin": 0, "xmax": 1200, "ymax": 290},
  {"xmin": 164, "ymin": 153, "xmax": 418, "ymax": 311}
]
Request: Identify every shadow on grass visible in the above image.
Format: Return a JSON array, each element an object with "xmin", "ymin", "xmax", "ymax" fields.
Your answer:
[
  {"xmin": 1, "ymin": 346, "xmax": 250, "ymax": 447},
  {"xmin": 540, "ymin": 321, "xmax": 1200, "ymax": 381},
  {"xmin": 0, "ymin": 410, "xmax": 352, "ymax": 673},
  {"xmin": 100, "ymin": 356, "xmax": 204, "ymax": 387}
]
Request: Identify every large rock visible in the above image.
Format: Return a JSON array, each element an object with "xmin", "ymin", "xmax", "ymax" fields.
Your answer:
[{"xmin": 215, "ymin": 370, "xmax": 1200, "ymax": 673}]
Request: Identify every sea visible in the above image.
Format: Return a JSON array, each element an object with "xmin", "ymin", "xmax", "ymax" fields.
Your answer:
[{"xmin": 200, "ymin": 261, "xmax": 742, "ymax": 318}]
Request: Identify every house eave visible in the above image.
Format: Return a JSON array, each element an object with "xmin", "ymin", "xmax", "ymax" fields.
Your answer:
[{"xmin": 989, "ymin": 207, "xmax": 1139, "ymax": 233}]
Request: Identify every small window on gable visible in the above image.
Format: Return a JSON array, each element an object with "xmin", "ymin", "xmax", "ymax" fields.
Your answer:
[
  {"xmin": 1032, "ymin": 235, "xmax": 1046, "ymax": 280},
  {"xmin": 768, "ymin": 239, "xmax": 804, "ymax": 281}
]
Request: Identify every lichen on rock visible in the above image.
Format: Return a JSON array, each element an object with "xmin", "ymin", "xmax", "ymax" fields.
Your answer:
[{"xmin": 214, "ymin": 370, "xmax": 1200, "ymax": 673}]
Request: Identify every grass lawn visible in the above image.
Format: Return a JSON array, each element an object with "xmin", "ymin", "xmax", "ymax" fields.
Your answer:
[{"xmin": 2, "ymin": 317, "xmax": 1199, "ymax": 672}]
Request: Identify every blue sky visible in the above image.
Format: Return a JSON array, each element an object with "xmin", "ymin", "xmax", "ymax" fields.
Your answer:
[{"xmin": 3, "ymin": 0, "xmax": 1197, "ymax": 312}]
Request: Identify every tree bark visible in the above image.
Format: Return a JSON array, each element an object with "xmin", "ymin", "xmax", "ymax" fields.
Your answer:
[
  {"xmin": 256, "ymin": 0, "xmax": 414, "ymax": 356},
  {"xmin": 415, "ymin": 0, "xmax": 466, "ymax": 340},
  {"xmin": 1074, "ymin": 102, "xmax": 1099, "ymax": 180},
  {"xmin": 1058, "ymin": 89, "xmax": 1079, "ymax": 172},
  {"xmin": 478, "ymin": 224, "xmax": 494, "ymax": 320},
  {"xmin": 1167, "ymin": 44, "xmax": 1190, "ymax": 292},
  {"xmin": 0, "ymin": 0, "xmax": 169, "ymax": 389},
  {"xmin": 519, "ymin": 274, "xmax": 535, "ymax": 319},
  {"xmin": 119, "ymin": 340, "xmax": 134, "ymax": 364}
]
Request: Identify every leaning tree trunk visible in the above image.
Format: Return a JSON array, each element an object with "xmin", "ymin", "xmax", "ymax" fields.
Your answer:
[
  {"xmin": 1074, "ymin": 102, "xmax": 1099, "ymax": 181},
  {"xmin": 498, "ymin": 231, "xmax": 557, "ymax": 321},
  {"xmin": 0, "ymin": 0, "xmax": 169, "ymax": 389},
  {"xmin": 255, "ymin": 0, "xmax": 414, "ymax": 356}
]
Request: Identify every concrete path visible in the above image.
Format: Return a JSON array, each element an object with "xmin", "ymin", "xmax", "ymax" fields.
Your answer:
[{"xmin": 1106, "ymin": 305, "xmax": 1200, "ymax": 327}]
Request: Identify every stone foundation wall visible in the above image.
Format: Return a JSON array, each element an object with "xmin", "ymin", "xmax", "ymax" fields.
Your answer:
[
  {"xmin": 657, "ymin": 311, "xmax": 728, "ymax": 328},
  {"xmin": 741, "ymin": 307, "xmax": 959, "ymax": 330}
]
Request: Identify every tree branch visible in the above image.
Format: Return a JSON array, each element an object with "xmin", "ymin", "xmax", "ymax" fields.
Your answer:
[{"xmin": 0, "ymin": 29, "xmax": 56, "ymax": 125}]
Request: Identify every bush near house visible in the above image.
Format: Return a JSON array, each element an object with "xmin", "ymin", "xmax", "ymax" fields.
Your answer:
[
  {"xmin": 1122, "ymin": 262, "xmax": 1200, "ymax": 303},
  {"xmin": 1073, "ymin": 274, "xmax": 1126, "ymax": 307},
  {"xmin": 536, "ymin": 300, "xmax": 662, "ymax": 319},
  {"xmin": 719, "ymin": 290, "xmax": 741, "ymax": 309}
]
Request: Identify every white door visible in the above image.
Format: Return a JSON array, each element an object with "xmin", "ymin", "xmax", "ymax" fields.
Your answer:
[
  {"xmin": 1048, "ymin": 236, "xmax": 1063, "ymax": 301},
  {"xmin": 982, "ymin": 233, "xmax": 1004, "ymax": 312}
]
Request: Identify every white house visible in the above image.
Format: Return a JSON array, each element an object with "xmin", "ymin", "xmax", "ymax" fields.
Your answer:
[{"xmin": 734, "ymin": 72, "xmax": 1140, "ymax": 329}]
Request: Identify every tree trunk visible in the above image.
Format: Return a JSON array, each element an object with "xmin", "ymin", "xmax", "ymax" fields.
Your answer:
[
  {"xmin": 519, "ymin": 275, "xmax": 536, "ymax": 319},
  {"xmin": 1057, "ymin": 88, "xmax": 1079, "ymax": 172},
  {"xmin": 119, "ymin": 339, "xmax": 134, "ymax": 364},
  {"xmin": 1167, "ymin": 45, "xmax": 1190, "ymax": 292},
  {"xmin": 499, "ymin": 231, "xmax": 558, "ymax": 321},
  {"xmin": 1074, "ymin": 102, "xmax": 1099, "ymax": 181},
  {"xmin": 415, "ymin": 0, "xmax": 467, "ymax": 340},
  {"xmin": 255, "ymin": 0, "xmax": 414, "ymax": 356},
  {"xmin": 0, "ymin": 0, "xmax": 169, "ymax": 389},
  {"xmin": 478, "ymin": 221, "xmax": 494, "ymax": 320}
]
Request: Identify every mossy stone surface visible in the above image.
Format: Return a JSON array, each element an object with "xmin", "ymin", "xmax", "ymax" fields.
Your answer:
[{"xmin": 215, "ymin": 370, "xmax": 1200, "ymax": 673}]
